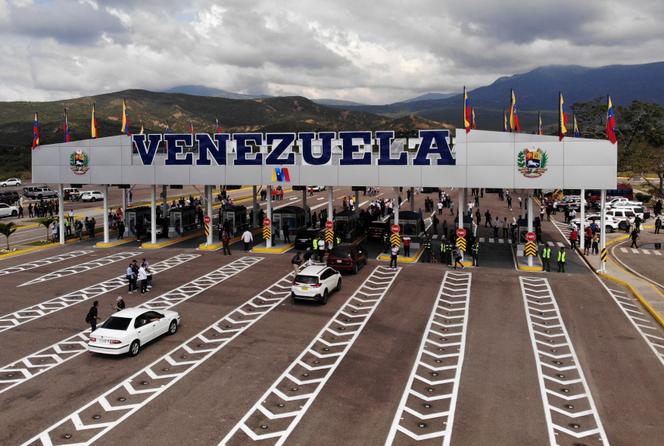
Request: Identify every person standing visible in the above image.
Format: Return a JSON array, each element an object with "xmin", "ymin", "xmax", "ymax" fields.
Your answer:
[
  {"xmin": 557, "ymin": 247, "xmax": 566, "ymax": 273},
  {"xmin": 630, "ymin": 228, "xmax": 639, "ymax": 248},
  {"xmin": 283, "ymin": 220, "xmax": 290, "ymax": 244},
  {"xmin": 126, "ymin": 262, "xmax": 137, "ymax": 293},
  {"xmin": 541, "ymin": 244, "xmax": 551, "ymax": 272},
  {"xmin": 403, "ymin": 235, "xmax": 411, "ymax": 257},
  {"xmin": 471, "ymin": 241, "xmax": 479, "ymax": 267},
  {"xmin": 592, "ymin": 233, "xmax": 600, "ymax": 255},
  {"xmin": 117, "ymin": 220, "xmax": 125, "ymax": 239},
  {"xmin": 86, "ymin": 301, "xmax": 101, "ymax": 332},
  {"xmin": 241, "ymin": 228, "xmax": 253, "ymax": 251},
  {"xmin": 291, "ymin": 251, "xmax": 303, "ymax": 275},
  {"xmin": 655, "ymin": 215, "xmax": 661, "ymax": 234},
  {"xmin": 222, "ymin": 230, "xmax": 231, "ymax": 255},
  {"xmin": 138, "ymin": 264, "xmax": 148, "ymax": 294},
  {"xmin": 389, "ymin": 244, "xmax": 399, "ymax": 269},
  {"xmin": 569, "ymin": 228, "xmax": 578, "ymax": 250}
]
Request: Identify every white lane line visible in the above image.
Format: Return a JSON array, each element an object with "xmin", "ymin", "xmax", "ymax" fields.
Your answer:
[
  {"xmin": 316, "ymin": 197, "xmax": 324, "ymax": 201},
  {"xmin": 0, "ymin": 252, "xmax": 160, "ymax": 334},
  {"xmin": 20, "ymin": 258, "xmax": 275, "ymax": 446},
  {"xmin": 18, "ymin": 251, "xmax": 142, "ymax": 287},
  {"xmin": 0, "ymin": 254, "xmax": 206, "ymax": 395},
  {"xmin": 631, "ymin": 248, "xmax": 639, "ymax": 254},
  {"xmin": 642, "ymin": 250, "xmax": 651, "ymax": 255},
  {"xmin": 0, "ymin": 250, "xmax": 93, "ymax": 277},
  {"xmin": 620, "ymin": 248, "xmax": 628, "ymax": 253},
  {"xmin": 654, "ymin": 251, "xmax": 662, "ymax": 256},
  {"xmin": 220, "ymin": 266, "xmax": 401, "ymax": 446},
  {"xmin": 519, "ymin": 277, "xmax": 609, "ymax": 446},
  {"xmin": 385, "ymin": 271, "xmax": 472, "ymax": 445}
]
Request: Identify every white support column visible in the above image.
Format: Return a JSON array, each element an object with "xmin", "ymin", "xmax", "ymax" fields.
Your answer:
[
  {"xmin": 150, "ymin": 185, "xmax": 157, "ymax": 245},
  {"xmin": 102, "ymin": 185, "xmax": 109, "ymax": 244},
  {"xmin": 58, "ymin": 184, "xmax": 65, "ymax": 245},
  {"xmin": 410, "ymin": 187, "xmax": 415, "ymax": 211},
  {"xmin": 302, "ymin": 189, "xmax": 308, "ymax": 225},
  {"xmin": 266, "ymin": 185, "xmax": 272, "ymax": 248},
  {"xmin": 527, "ymin": 195, "xmax": 534, "ymax": 267},
  {"xmin": 599, "ymin": 189, "xmax": 606, "ymax": 272},
  {"xmin": 355, "ymin": 189, "xmax": 360, "ymax": 213},
  {"xmin": 327, "ymin": 186, "xmax": 334, "ymax": 222},
  {"xmin": 457, "ymin": 188, "xmax": 464, "ymax": 229},
  {"xmin": 394, "ymin": 187, "xmax": 399, "ymax": 226},
  {"xmin": 580, "ymin": 188, "xmax": 586, "ymax": 251},
  {"xmin": 252, "ymin": 185, "xmax": 258, "ymax": 227},
  {"xmin": 121, "ymin": 188, "xmax": 127, "ymax": 218},
  {"xmin": 206, "ymin": 185, "xmax": 213, "ymax": 246}
]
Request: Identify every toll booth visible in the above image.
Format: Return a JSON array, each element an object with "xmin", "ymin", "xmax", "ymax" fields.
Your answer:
[
  {"xmin": 126, "ymin": 206, "xmax": 151, "ymax": 237},
  {"xmin": 393, "ymin": 211, "xmax": 425, "ymax": 238},
  {"xmin": 169, "ymin": 205, "xmax": 199, "ymax": 237},
  {"xmin": 272, "ymin": 206, "xmax": 306, "ymax": 240},
  {"xmin": 333, "ymin": 210, "xmax": 362, "ymax": 242},
  {"xmin": 221, "ymin": 205, "xmax": 248, "ymax": 235}
]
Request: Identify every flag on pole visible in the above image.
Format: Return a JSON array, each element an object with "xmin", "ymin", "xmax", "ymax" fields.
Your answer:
[
  {"xmin": 558, "ymin": 92, "xmax": 568, "ymax": 140},
  {"xmin": 509, "ymin": 89, "xmax": 520, "ymax": 132},
  {"xmin": 606, "ymin": 96, "xmax": 617, "ymax": 144},
  {"xmin": 63, "ymin": 108, "xmax": 71, "ymax": 142},
  {"xmin": 121, "ymin": 99, "xmax": 130, "ymax": 135},
  {"xmin": 537, "ymin": 111, "xmax": 543, "ymax": 135},
  {"xmin": 31, "ymin": 112, "xmax": 40, "ymax": 149},
  {"xmin": 573, "ymin": 114, "xmax": 580, "ymax": 137},
  {"xmin": 503, "ymin": 108, "xmax": 507, "ymax": 132},
  {"xmin": 215, "ymin": 118, "xmax": 222, "ymax": 134},
  {"xmin": 471, "ymin": 108, "xmax": 477, "ymax": 130},
  {"xmin": 164, "ymin": 122, "xmax": 171, "ymax": 134},
  {"xmin": 463, "ymin": 86, "xmax": 472, "ymax": 133},
  {"xmin": 139, "ymin": 121, "xmax": 144, "ymax": 135},
  {"xmin": 91, "ymin": 103, "xmax": 98, "ymax": 139},
  {"xmin": 189, "ymin": 120, "xmax": 194, "ymax": 136}
]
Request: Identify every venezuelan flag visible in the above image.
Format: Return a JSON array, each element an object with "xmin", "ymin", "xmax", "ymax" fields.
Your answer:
[
  {"xmin": 573, "ymin": 114, "xmax": 580, "ymax": 137},
  {"xmin": 63, "ymin": 108, "xmax": 71, "ymax": 142},
  {"xmin": 509, "ymin": 89, "xmax": 520, "ymax": 132},
  {"xmin": 558, "ymin": 92, "xmax": 568, "ymax": 141},
  {"xmin": 32, "ymin": 112, "xmax": 40, "ymax": 149},
  {"xmin": 503, "ymin": 108, "xmax": 507, "ymax": 132},
  {"xmin": 215, "ymin": 118, "xmax": 222, "ymax": 134},
  {"xmin": 472, "ymin": 108, "xmax": 477, "ymax": 130},
  {"xmin": 607, "ymin": 96, "xmax": 617, "ymax": 144},
  {"xmin": 463, "ymin": 86, "xmax": 472, "ymax": 133},
  {"xmin": 91, "ymin": 103, "xmax": 98, "ymax": 139},
  {"xmin": 121, "ymin": 99, "xmax": 130, "ymax": 135}
]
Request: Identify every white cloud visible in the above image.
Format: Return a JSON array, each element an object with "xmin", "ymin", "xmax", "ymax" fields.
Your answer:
[{"xmin": 0, "ymin": 0, "xmax": 663, "ymax": 103}]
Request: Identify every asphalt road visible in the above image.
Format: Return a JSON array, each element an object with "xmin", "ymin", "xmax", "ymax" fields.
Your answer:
[{"xmin": 1, "ymin": 189, "xmax": 663, "ymax": 446}]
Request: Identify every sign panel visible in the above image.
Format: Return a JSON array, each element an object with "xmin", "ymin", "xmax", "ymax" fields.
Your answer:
[
  {"xmin": 526, "ymin": 231, "xmax": 536, "ymax": 242},
  {"xmin": 456, "ymin": 228, "xmax": 467, "ymax": 238}
]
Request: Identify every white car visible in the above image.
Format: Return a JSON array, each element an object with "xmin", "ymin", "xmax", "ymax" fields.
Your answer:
[
  {"xmin": 87, "ymin": 308, "xmax": 181, "ymax": 356},
  {"xmin": 0, "ymin": 203, "xmax": 19, "ymax": 218},
  {"xmin": 0, "ymin": 178, "xmax": 21, "ymax": 187},
  {"xmin": 80, "ymin": 190, "xmax": 104, "ymax": 202},
  {"xmin": 291, "ymin": 265, "xmax": 342, "ymax": 304},
  {"xmin": 308, "ymin": 186, "xmax": 326, "ymax": 192},
  {"xmin": 569, "ymin": 214, "xmax": 619, "ymax": 233}
]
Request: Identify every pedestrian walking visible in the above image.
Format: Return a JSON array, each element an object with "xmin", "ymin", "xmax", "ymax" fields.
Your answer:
[
  {"xmin": 222, "ymin": 230, "xmax": 231, "ymax": 255},
  {"xmin": 85, "ymin": 301, "xmax": 101, "ymax": 332},
  {"xmin": 557, "ymin": 247, "xmax": 566, "ymax": 273},
  {"xmin": 241, "ymin": 228, "xmax": 253, "ymax": 251},
  {"xmin": 655, "ymin": 216, "xmax": 661, "ymax": 234},
  {"xmin": 569, "ymin": 229, "xmax": 578, "ymax": 250},
  {"xmin": 112, "ymin": 296, "xmax": 126, "ymax": 312},
  {"xmin": 452, "ymin": 246, "xmax": 465, "ymax": 270},
  {"xmin": 390, "ymin": 244, "xmax": 399, "ymax": 269},
  {"xmin": 630, "ymin": 228, "xmax": 639, "ymax": 248},
  {"xmin": 541, "ymin": 245, "xmax": 551, "ymax": 272}
]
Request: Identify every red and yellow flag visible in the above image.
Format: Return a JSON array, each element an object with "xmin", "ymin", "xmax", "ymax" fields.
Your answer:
[
  {"xmin": 509, "ymin": 89, "xmax": 520, "ymax": 132},
  {"xmin": 558, "ymin": 92, "xmax": 568, "ymax": 141},
  {"xmin": 91, "ymin": 103, "xmax": 98, "ymax": 139},
  {"xmin": 463, "ymin": 86, "xmax": 472, "ymax": 133},
  {"xmin": 32, "ymin": 112, "xmax": 40, "ymax": 149},
  {"xmin": 121, "ymin": 99, "xmax": 130, "ymax": 135}
]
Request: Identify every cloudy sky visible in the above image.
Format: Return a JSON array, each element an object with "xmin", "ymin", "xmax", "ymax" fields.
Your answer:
[{"xmin": 1, "ymin": 0, "xmax": 664, "ymax": 104}]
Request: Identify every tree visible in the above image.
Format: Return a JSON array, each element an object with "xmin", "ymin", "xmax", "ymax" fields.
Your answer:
[
  {"xmin": 0, "ymin": 222, "xmax": 17, "ymax": 251},
  {"xmin": 37, "ymin": 217, "xmax": 56, "ymax": 242}
]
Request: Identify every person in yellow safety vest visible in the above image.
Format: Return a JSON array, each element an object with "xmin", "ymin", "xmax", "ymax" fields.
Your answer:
[
  {"xmin": 335, "ymin": 235, "xmax": 341, "ymax": 245},
  {"xmin": 541, "ymin": 245, "xmax": 552, "ymax": 272},
  {"xmin": 557, "ymin": 247, "xmax": 566, "ymax": 273}
]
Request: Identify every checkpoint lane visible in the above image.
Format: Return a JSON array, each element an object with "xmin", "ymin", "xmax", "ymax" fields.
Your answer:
[
  {"xmin": 5, "ymin": 252, "xmax": 274, "ymax": 446},
  {"xmin": 546, "ymin": 270, "xmax": 664, "ymax": 445},
  {"xmin": 611, "ymin": 239, "xmax": 664, "ymax": 289},
  {"xmin": 80, "ymin": 260, "xmax": 376, "ymax": 446}
]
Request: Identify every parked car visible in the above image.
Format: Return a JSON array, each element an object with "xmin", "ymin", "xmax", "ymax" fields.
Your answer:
[
  {"xmin": 80, "ymin": 190, "xmax": 105, "ymax": 202},
  {"xmin": 326, "ymin": 243, "xmax": 368, "ymax": 273},
  {"xmin": 0, "ymin": 178, "xmax": 21, "ymax": 187},
  {"xmin": 308, "ymin": 186, "xmax": 326, "ymax": 192},
  {"xmin": 0, "ymin": 191, "xmax": 19, "ymax": 205},
  {"xmin": 23, "ymin": 186, "xmax": 58, "ymax": 199},
  {"xmin": 569, "ymin": 214, "xmax": 619, "ymax": 233},
  {"xmin": 606, "ymin": 209, "xmax": 639, "ymax": 229},
  {"xmin": 291, "ymin": 265, "xmax": 342, "ymax": 304},
  {"xmin": 0, "ymin": 203, "xmax": 19, "ymax": 218},
  {"xmin": 294, "ymin": 228, "xmax": 324, "ymax": 251},
  {"xmin": 87, "ymin": 308, "xmax": 180, "ymax": 356},
  {"xmin": 63, "ymin": 187, "xmax": 81, "ymax": 201}
]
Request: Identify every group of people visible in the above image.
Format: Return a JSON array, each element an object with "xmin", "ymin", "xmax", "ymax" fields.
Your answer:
[{"xmin": 126, "ymin": 258, "xmax": 153, "ymax": 294}]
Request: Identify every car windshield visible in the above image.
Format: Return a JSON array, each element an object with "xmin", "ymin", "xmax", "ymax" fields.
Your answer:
[
  {"xmin": 331, "ymin": 247, "xmax": 352, "ymax": 257},
  {"xmin": 101, "ymin": 316, "xmax": 131, "ymax": 330},
  {"xmin": 295, "ymin": 275, "xmax": 319, "ymax": 285}
]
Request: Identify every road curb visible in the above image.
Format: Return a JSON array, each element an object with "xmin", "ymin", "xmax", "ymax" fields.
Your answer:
[
  {"xmin": 141, "ymin": 231, "xmax": 203, "ymax": 249},
  {"xmin": 251, "ymin": 243, "xmax": 294, "ymax": 254}
]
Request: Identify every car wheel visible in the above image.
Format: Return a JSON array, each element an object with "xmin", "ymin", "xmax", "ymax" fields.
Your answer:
[
  {"xmin": 168, "ymin": 320, "xmax": 178, "ymax": 335},
  {"xmin": 129, "ymin": 340, "xmax": 140, "ymax": 357},
  {"xmin": 607, "ymin": 226, "xmax": 615, "ymax": 233},
  {"xmin": 336, "ymin": 277, "xmax": 342, "ymax": 292},
  {"xmin": 353, "ymin": 263, "xmax": 358, "ymax": 274},
  {"xmin": 321, "ymin": 289, "xmax": 329, "ymax": 305},
  {"xmin": 11, "ymin": 210, "xmax": 17, "ymax": 216}
]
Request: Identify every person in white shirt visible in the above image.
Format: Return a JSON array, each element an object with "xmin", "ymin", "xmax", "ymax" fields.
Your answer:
[
  {"xmin": 241, "ymin": 229, "xmax": 253, "ymax": 251},
  {"xmin": 137, "ymin": 266, "xmax": 148, "ymax": 294}
]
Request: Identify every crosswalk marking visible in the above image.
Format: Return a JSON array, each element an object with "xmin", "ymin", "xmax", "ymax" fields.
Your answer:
[
  {"xmin": 0, "ymin": 254, "xmax": 195, "ymax": 334},
  {"xmin": 520, "ymin": 277, "xmax": 609, "ymax": 445},
  {"xmin": 620, "ymin": 247, "xmax": 663, "ymax": 256},
  {"xmin": 631, "ymin": 248, "xmax": 639, "ymax": 254},
  {"xmin": 620, "ymin": 247, "xmax": 628, "ymax": 253},
  {"xmin": 220, "ymin": 266, "xmax": 401, "ymax": 445},
  {"xmin": 546, "ymin": 241, "xmax": 566, "ymax": 248},
  {"xmin": 479, "ymin": 237, "xmax": 512, "ymax": 244},
  {"xmin": 21, "ymin": 265, "xmax": 296, "ymax": 446},
  {"xmin": 385, "ymin": 271, "xmax": 472, "ymax": 445},
  {"xmin": 642, "ymin": 250, "xmax": 651, "ymax": 255},
  {"xmin": 18, "ymin": 251, "xmax": 142, "ymax": 287},
  {"xmin": 0, "ymin": 250, "xmax": 93, "ymax": 277}
]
